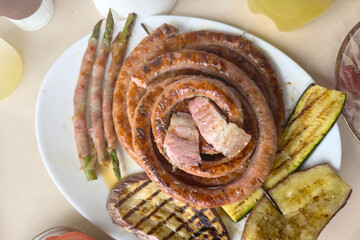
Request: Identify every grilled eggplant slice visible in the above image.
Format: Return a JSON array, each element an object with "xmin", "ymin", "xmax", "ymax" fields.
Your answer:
[
  {"xmin": 107, "ymin": 173, "xmax": 230, "ymax": 240},
  {"xmin": 242, "ymin": 164, "xmax": 352, "ymax": 240},
  {"xmin": 222, "ymin": 84, "xmax": 346, "ymax": 222}
]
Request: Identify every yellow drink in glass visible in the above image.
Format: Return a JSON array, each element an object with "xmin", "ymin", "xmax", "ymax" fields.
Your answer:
[
  {"xmin": 248, "ymin": 0, "xmax": 335, "ymax": 31},
  {"xmin": 0, "ymin": 38, "xmax": 23, "ymax": 100}
]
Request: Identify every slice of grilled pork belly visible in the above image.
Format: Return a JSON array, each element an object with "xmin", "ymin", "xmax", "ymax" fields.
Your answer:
[
  {"xmin": 163, "ymin": 112, "xmax": 202, "ymax": 167},
  {"xmin": 189, "ymin": 97, "xmax": 251, "ymax": 159},
  {"xmin": 107, "ymin": 173, "xmax": 230, "ymax": 240}
]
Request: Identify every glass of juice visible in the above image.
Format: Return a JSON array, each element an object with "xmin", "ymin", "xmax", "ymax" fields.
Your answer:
[
  {"xmin": 248, "ymin": 0, "xmax": 335, "ymax": 31},
  {"xmin": 0, "ymin": 38, "xmax": 23, "ymax": 100}
]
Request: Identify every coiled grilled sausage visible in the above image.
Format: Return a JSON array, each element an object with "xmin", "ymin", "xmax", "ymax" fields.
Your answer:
[
  {"xmin": 127, "ymin": 30, "xmax": 284, "ymax": 139},
  {"xmin": 131, "ymin": 50, "xmax": 277, "ymax": 207},
  {"xmin": 113, "ymin": 27, "xmax": 282, "ymax": 207}
]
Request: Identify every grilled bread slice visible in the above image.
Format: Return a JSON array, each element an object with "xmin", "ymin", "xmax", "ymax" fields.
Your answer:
[{"xmin": 107, "ymin": 173, "xmax": 230, "ymax": 240}]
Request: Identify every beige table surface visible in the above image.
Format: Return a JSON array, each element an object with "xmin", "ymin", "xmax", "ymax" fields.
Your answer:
[{"xmin": 1, "ymin": 0, "xmax": 360, "ymax": 239}]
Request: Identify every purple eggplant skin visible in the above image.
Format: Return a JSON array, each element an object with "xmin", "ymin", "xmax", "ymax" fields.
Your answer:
[{"xmin": 107, "ymin": 173, "xmax": 230, "ymax": 240}]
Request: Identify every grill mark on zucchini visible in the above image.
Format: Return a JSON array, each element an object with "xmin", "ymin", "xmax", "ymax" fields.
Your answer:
[
  {"xmin": 221, "ymin": 84, "xmax": 346, "ymax": 222},
  {"xmin": 283, "ymin": 98, "xmax": 337, "ymax": 156},
  {"xmin": 273, "ymin": 99, "xmax": 337, "ymax": 171},
  {"xmin": 286, "ymin": 87, "xmax": 326, "ymax": 127},
  {"xmin": 115, "ymin": 179, "xmax": 151, "ymax": 207},
  {"xmin": 122, "ymin": 189, "xmax": 161, "ymax": 220},
  {"xmin": 275, "ymin": 130, "xmax": 302, "ymax": 155},
  {"xmin": 133, "ymin": 197, "xmax": 174, "ymax": 229},
  {"xmin": 277, "ymin": 89, "xmax": 332, "ymax": 154}
]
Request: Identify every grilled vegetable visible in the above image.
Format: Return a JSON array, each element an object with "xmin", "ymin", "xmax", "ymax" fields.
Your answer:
[
  {"xmin": 90, "ymin": 9, "xmax": 114, "ymax": 167},
  {"xmin": 72, "ymin": 19, "xmax": 103, "ymax": 181},
  {"xmin": 103, "ymin": 13, "xmax": 137, "ymax": 181},
  {"xmin": 242, "ymin": 164, "xmax": 352, "ymax": 240},
  {"xmin": 222, "ymin": 84, "xmax": 346, "ymax": 222},
  {"xmin": 107, "ymin": 173, "xmax": 229, "ymax": 240}
]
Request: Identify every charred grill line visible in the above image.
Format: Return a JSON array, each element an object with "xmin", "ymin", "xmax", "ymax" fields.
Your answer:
[
  {"xmin": 189, "ymin": 226, "xmax": 207, "ymax": 239},
  {"xmin": 133, "ymin": 197, "xmax": 174, "ymax": 229},
  {"xmin": 211, "ymin": 216, "xmax": 219, "ymax": 223},
  {"xmin": 277, "ymin": 90, "xmax": 329, "ymax": 153},
  {"xmin": 153, "ymin": 203, "xmax": 197, "ymax": 239},
  {"xmin": 146, "ymin": 212, "xmax": 176, "ymax": 235},
  {"xmin": 163, "ymin": 209, "xmax": 206, "ymax": 240},
  {"xmin": 161, "ymin": 204, "xmax": 196, "ymax": 238},
  {"xmin": 286, "ymin": 89, "xmax": 327, "ymax": 128},
  {"xmin": 189, "ymin": 226, "xmax": 210, "ymax": 239},
  {"xmin": 115, "ymin": 180, "xmax": 151, "ymax": 208},
  {"xmin": 172, "ymin": 213, "xmax": 196, "ymax": 237},
  {"xmin": 273, "ymin": 101, "xmax": 335, "ymax": 172},
  {"xmin": 122, "ymin": 189, "xmax": 161, "ymax": 220},
  {"xmin": 147, "ymin": 204, "xmax": 192, "ymax": 235},
  {"xmin": 216, "ymin": 230, "xmax": 228, "ymax": 239},
  {"xmin": 178, "ymin": 204, "xmax": 190, "ymax": 213},
  {"xmin": 146, "ymin": 210, "xmax": 177, "ymax": 235},
  {"xmin": 189, "ymin": 211, "xmax": 219, "ymax": 239}
]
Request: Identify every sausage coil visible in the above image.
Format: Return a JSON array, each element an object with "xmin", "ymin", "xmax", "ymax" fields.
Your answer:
[{"xmin": 113, "ymin": 25, "xmax": 283, "ymax": 208}]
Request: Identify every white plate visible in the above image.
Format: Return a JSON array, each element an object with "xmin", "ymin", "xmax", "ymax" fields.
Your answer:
[{"xmin": 35, "ymin": 16, "xmax": 342, "ymax": 239}]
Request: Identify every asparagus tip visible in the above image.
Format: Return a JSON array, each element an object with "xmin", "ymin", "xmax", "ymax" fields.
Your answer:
[
  {"xmin": 85, "ymin": 169, "xmax": 97, "ymax": 181},
  {"xmin": 82, "ymin": 154, "xmax": 97, "ymax": 181},
  {"xmin": 109, "ymin": 149, "xmax": 121, "ymax": 181},
  {"xmin": 91, "ymin": 19, "xmax": 104, "ymax": 40},
  {"xmin": 103, "ymin": 9, "xmax": 115, "ymax": 44},
  {"xmin": 119, "ymin": 12, "xmax": 137, "ymax": 43}
]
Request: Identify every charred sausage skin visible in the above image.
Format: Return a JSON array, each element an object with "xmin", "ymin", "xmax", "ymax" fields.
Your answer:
[
  {"xmin": 113, "ymin": 25, "xmax": 282, "ymax": 208},
  {"xmin": 113, "ymin": 24, "xmax": 179, "ymax": 161},
  {"xmin": 128, "ymin": 30, "xmax": 284, "ymax": 139},
  {"xmin": 132, "ymin": 60, "xmax": 277, "ymax": 207}
]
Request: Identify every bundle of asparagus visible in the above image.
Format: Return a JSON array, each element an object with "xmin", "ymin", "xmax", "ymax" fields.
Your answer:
[{"xmin": 72, "ymin": 10, "xmax": 136, "ymax": 181}]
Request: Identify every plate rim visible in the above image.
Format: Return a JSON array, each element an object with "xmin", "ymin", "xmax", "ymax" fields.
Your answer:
[{"xmin": 35, "ymin": 15, "xmax": 342, "ymax": 239}]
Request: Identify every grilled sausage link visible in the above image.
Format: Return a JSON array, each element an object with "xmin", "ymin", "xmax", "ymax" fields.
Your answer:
[
  {"xmin": 146, "ymin": 77, "xmax": 254, "ymax": 177},
  {"xmin": 131, "ymin": 50, "xmax": 277, "ymax": 207},
  {"xmin": 113, "ymin": 23, "xmax": 178, "ymax": 162},
  {"xmin": 113, "ymin": 27, "xmax": 282, "ymax": 207},
  {"xmin": 127, "ymin": 30, "xmax": 284, "ymax": 139}
]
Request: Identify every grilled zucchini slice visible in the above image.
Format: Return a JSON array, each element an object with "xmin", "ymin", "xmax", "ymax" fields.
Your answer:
[
  {"xmin": 242, "ymin": 164, "xmax": 352, "ymax": 240},
  {"xmin": 107, "ymin": 173, "xmax": 230, "ymax": 240},
  {"xmin": 222, "ymin": 84, "xmax": 346, "ymax": 222}
]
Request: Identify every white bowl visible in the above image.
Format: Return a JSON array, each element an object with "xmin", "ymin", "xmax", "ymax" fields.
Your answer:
[{"xmin": 92, "ymin": 0, "xmax": 178, "ymax": 21}]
